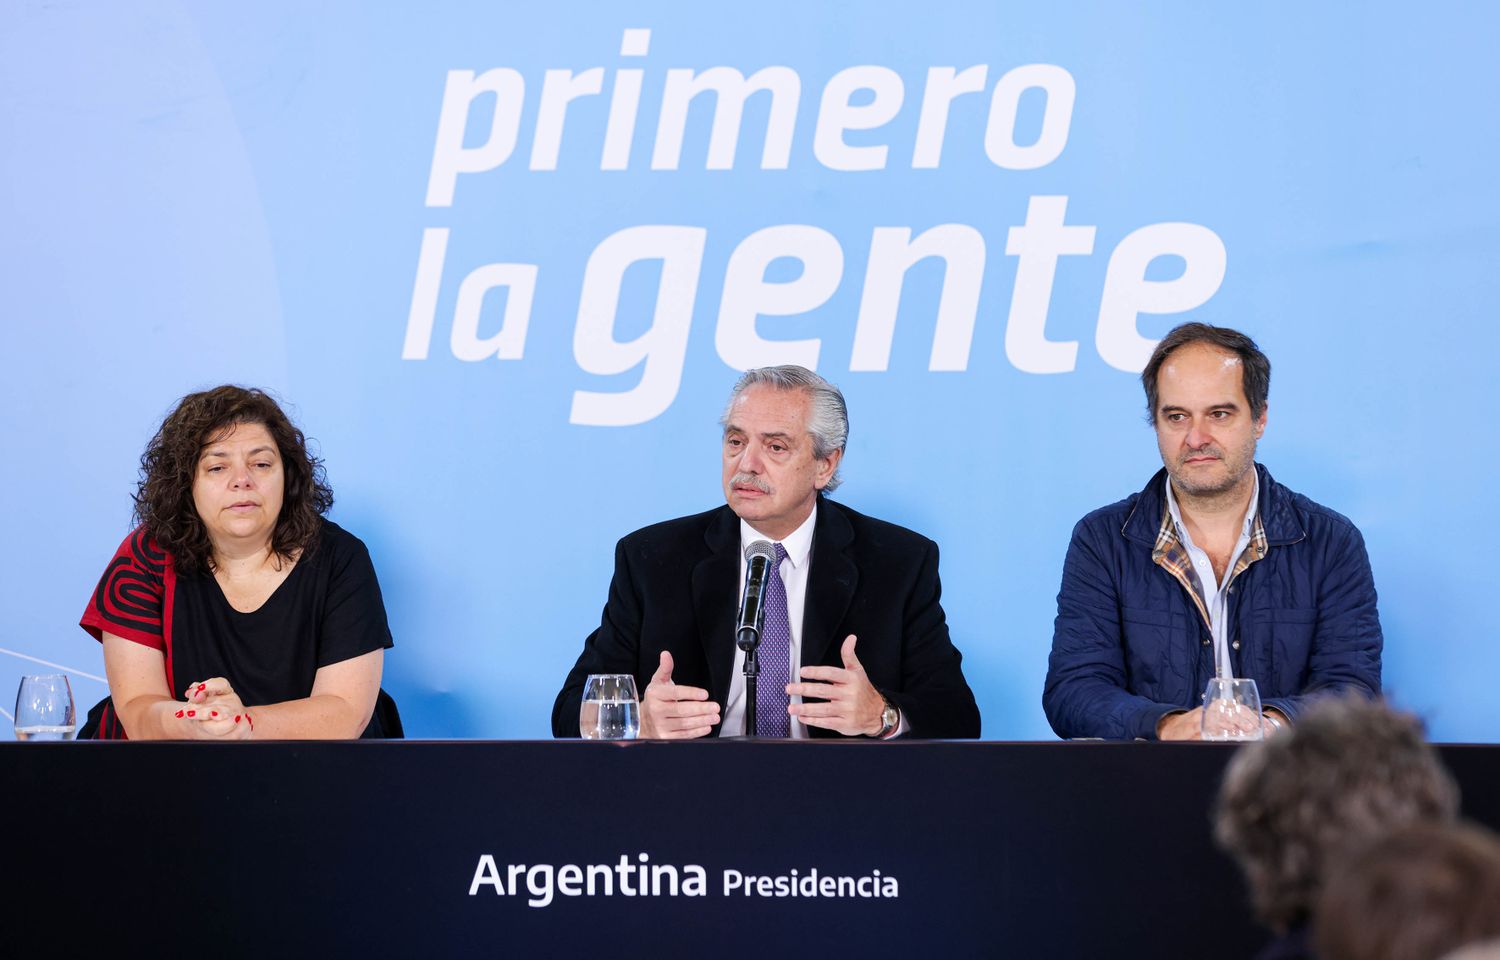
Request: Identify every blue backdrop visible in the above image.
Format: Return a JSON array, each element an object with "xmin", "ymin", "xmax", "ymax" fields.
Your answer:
[{"xmin": 3, "ymin": 2, "xmax": 1496, "ymax": 741}]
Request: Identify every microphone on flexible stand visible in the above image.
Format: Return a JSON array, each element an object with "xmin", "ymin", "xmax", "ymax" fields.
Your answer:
[{"xmin": 738, "ymin": 540, "xmax": 777, "ymax": 736}]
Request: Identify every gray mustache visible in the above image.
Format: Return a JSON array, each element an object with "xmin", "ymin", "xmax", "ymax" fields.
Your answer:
[{"xmin": 729, "ymin": 473, "xmax": 771, "ymax": 494}]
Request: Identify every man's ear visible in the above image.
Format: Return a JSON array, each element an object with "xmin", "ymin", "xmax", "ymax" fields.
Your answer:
[{"xmin": 814, "ymin": 447, "xmax": 843, "ymax": 490}]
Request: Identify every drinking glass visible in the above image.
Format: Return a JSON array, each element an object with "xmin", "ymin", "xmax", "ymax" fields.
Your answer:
[
  {"xmin": 580, "ymin": 674, "xmax": 640, "ymax": 740},
  {"xmin": 1201, "ymin": 677, "xmax": 1264, "ymax": 741},
  {"xmin": 14, "ymin": 674, "xmax": 76, "ymax": 741}
]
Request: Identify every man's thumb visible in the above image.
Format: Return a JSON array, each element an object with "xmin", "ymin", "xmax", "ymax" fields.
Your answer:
[
  {"xmin": 840, "ymin": 634, "xmax": 861, "ymax": 670},
  {"xmin": 651, "ymin": 649, "xmax": 675, "ymax": 684}
]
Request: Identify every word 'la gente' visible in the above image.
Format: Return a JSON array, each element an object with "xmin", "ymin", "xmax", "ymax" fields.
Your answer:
[{"xmin": 402, "ymin": 29, "xmax": 1226, "ymax": 426}]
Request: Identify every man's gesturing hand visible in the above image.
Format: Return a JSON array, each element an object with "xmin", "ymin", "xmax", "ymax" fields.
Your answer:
[
  {"xmin": 638, "ymin": 651, "xmax": 720, "ymax": 739},
  {"xmin": 786, "ymin": 635, "xmax": 886, "ymax": 737}
]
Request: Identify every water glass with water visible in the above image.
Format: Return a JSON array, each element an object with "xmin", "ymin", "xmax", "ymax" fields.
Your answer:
[
  {"xmin": 1201, "ymin": 677, "xmax": 1264, "ymax": 741},
  {"xmin": 580, "ymin": 674, "xmax": 640, "ymax": 740},
  {"xmin": 14, "ymin": 674, "xmax": 76, "ymax": 741}
]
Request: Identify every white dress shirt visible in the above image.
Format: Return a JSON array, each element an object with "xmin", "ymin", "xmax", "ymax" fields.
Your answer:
[
  {"xmin": 721, "ymin": 503, "xmax": 909, "ymax": 738},
  {"xmin": 723, "ymin": 507, "xmax": 817, "ymax": 738},
  {"xmin": 1164, "ymin": 471, "xmax": 1260, "ymax": 681}
]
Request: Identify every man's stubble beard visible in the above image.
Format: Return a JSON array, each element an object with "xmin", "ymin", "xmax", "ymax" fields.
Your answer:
[{"xmin": 1165, "ymin": 439, "xmax": 1258, "ymax": 500}]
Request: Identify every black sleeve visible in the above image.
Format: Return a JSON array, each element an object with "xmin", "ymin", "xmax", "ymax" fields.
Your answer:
[
  {"xmin": 552, "ymin": 537, "xmax": 644, "ymax": 738},
  {"xmin": 886, "ymin": 539, "xmax": 981, "ymax": 739},
  {"xmin": 317, "ymin": 531, "xmax": 395, "ymax": 668}
]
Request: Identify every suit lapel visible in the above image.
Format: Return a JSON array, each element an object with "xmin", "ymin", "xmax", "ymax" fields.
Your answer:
[
  {"xmin": 802, "ymin": 500, "xmax": 857, "ymax": 668},
  {"xmin": 692, "ymin": 506, "xmax": 740, "ymax": 710}
]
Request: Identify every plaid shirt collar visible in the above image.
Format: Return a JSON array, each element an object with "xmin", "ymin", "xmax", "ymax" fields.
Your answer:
[{"xmin": 1152, "ymin": 482, "xmax": 1269, "ymax": 629}]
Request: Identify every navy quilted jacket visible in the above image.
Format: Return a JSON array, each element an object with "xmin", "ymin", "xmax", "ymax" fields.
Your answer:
[{"xmin": 1044, "ymin": 464, "xmax": 1382, "ymax": 740}]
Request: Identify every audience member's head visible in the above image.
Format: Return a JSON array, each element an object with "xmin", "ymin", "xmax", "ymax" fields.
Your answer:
[
  {"xmin": 1213, "ymin": 695, "xmax": 1459, "ymax": 932},
  {"xmin": 1315, "ymin": 821, "xmax": 1500, "ymax": 960}
]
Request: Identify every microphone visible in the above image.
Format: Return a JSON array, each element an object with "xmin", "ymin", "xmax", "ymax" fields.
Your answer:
[{"xmin": 737, "ymin": 540, "xmax": 777, "ymax": 651}]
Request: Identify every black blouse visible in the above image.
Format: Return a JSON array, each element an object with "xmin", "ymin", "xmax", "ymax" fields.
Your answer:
[{"xmin": 82, "ymin": 519, "xmax": 395, "ymax": 737}]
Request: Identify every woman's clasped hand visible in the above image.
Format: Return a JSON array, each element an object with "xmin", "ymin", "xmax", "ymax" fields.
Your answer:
[{"xmin": 172, "ymin": 678, "xmax": 254, "ymax": 740}]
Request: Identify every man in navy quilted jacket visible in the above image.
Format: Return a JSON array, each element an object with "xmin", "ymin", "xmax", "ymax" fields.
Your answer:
[{"xmin": 1043, "ymin": 323, "xmax": 1382, "ymax": 740}]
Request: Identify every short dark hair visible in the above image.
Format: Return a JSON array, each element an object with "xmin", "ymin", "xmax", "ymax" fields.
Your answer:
[
  {"xmin": 1316, "ymin": 822, "xmax": 1500, "ymax": 960},
  {"xmin": 1213, "ymin": 696, "xmax": 1459, "ymax": 932},
  {"xmin": 1140, "ymin": 322, "xmax": 1271, "ymax": 422},
  {"xmin": 133, "ymin": 386, "xmax": 333, "ymax": 576}
]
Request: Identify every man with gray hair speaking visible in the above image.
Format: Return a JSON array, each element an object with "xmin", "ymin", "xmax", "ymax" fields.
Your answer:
[{"xmin": 554, "ymin": 365, "xmax": 980, "ymax": 740}]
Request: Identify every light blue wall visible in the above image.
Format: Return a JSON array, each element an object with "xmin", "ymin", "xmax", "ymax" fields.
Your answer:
[{"xmin": 3, "ymin": 2, "xmax": 1496, "ymax": 740}]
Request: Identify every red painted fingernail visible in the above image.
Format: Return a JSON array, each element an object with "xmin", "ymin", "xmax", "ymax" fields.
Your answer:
[
  {"xmin": 175, "ymin": 710, "xmax": 184, "ymax": 718},
  {"xmin": 187, "ymin": 710, "xmax": 196, "ymax": 717},
  {"xmin": 211, "ymin": 711, "xmax": 219, "ymax": 717},
  {"xmin": 234, "ymin": 715, "xmax": 241, "ymax": 723},
  {"xmin": 198, "ymin": 684, "xmax": 206, "ymax": 691}
]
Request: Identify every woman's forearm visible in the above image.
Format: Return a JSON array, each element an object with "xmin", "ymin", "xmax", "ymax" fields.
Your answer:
[
  {"xmin": 116, "ymin": 694, "xmax": 186, "ymax": 740},
  {"xmin": 236, "ymin": 693, "xmax": 372, "ymax": 740}
]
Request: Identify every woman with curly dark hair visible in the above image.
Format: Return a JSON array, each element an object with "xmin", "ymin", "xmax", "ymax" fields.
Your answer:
[{"xmin": 77, "ymin": 385, "xmax": 396, "ymax": 739}]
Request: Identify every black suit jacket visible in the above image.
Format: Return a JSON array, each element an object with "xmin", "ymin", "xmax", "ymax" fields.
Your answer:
[{"xmin": 553, "ymin": 499, "xmax": 980, "ymax": 739}]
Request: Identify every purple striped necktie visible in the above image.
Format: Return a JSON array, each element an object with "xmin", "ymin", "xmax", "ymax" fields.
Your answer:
[{"xmin": 756, "ymin": 542, "xmax": 791, "ymax": 737}]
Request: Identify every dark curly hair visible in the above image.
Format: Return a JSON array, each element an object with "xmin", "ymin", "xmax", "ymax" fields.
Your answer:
[
  {"xmin": 133, "ymin": 386, "xmax": 333, "ymax": 575},
  {"xmin": 1213, "ymin": 696, "xmax": 1459, "ymax": 932}
]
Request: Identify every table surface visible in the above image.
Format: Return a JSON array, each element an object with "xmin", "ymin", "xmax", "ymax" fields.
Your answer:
[{"xmin": 5, "ymin": 739, "xmax": 1497, "ymax": 959}]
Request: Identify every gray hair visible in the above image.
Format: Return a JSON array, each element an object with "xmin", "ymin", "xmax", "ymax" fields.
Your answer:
[
  {"xmin": 1213, "ymin": 696, "xmax": 1460, "ymax": 932},
  {"xmin": 720, "ymin": 365, "xmax": 848, "ymax": 493}
]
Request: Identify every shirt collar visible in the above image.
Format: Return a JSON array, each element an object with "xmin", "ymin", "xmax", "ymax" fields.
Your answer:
[{"xmin": 739, "ymin": 503, "xmax": 817, "ymax": 569}]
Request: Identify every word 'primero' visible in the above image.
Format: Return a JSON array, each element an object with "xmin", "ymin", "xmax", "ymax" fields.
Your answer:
[
  {"xmin": 469, "ymin": 853, "xmax": 899, "ymax": 908},
  {"xmin": 404, "ymin": 29, "xmax": 1226, "ymax": 426}
]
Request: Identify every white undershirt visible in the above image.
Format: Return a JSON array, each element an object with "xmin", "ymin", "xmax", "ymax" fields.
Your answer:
[
  {"xmin": 723, "ymin": 507, "xmax": 817, "ymax": 738},
  {"xmin": 1164, "ymin": 471, "xmax": 1259, "ymax": 681}
]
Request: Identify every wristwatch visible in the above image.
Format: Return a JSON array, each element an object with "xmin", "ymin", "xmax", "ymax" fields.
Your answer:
[{"xmin": 875, "ymin": 698, "xmax": 900, "ymax": 739}]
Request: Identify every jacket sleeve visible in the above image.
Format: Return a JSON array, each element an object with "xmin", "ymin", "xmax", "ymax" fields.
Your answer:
[
  {"xmin": 551, "ymin": 537, "xmax": 646, "ymax": 738},
  {"xmin": 1261, "ymin": 523, "xmax": 1383, "ymax": 722},
  {"xmin": 1043, "ymin": 519, "xmax": 1184, "ymax": 740},
  {"xmin": 884, "ymin": 539, "xmax": 981, "ymax": 739}
]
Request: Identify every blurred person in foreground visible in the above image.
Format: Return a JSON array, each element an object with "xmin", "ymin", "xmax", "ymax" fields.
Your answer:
[
  {"xmin": 1214, "ymin": 695, "xmax": 1459, "ymax": 960},
  {"xmin": 1442, "ymin": 944, "xmax": 1500, "ymax": 960},
  {"xmin": 1044, "ymin": 323, "xmax": 1383, "ymax": 740},
  {"xmin": 553, "ymin": 365, "xmax": 979, "ymax": 739},
  {"xmin": 1316, "ymin": 822, "xmax": 1500, "ymax": 960},
  {"xmin": 78, "ymin": 386, "xmax": 396, "ymax": 739}
]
